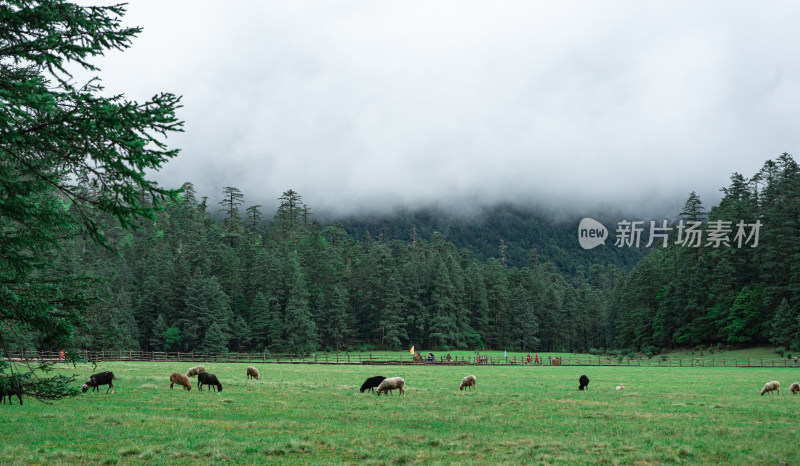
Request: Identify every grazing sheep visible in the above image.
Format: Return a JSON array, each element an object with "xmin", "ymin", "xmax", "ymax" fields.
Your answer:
[
  {"xmin": 198, "ymin": 372, "xmax": 223, "ymax": 392},
  {"xmin": 376, "ymin": 377, "xmax": 405, "ymax": 396},
  {"xmin": 579, "ymin": 375, "xmax": 590, "ymax": 391},
  {"xmin": 82, "ymin": 371, "xmax": 115, "ymax": 394},
  {"xmin": 616, "ymin": 384, "xmax": 624, "ymax": 390},
  {"xmin": 460, "ymin": 375, "xmax": 477, "ymax": 391},
  {"xmin": 246, "ymin": 366, "xmax": 259, "ymax": 380},
  {"xmin": 360, "ymin": 376, "xmax": 386, "ymax": 394},
  {"xmin": 789, "ymin": 382, "xmax": 799, "ymax": 395},
  {"xmin": 169, "ymin": 372, "xmax": 192, "ymax": 391},
  {"xmin": 185, "ymin": 365, "xmax": 206, "ymax": 378},
  {"xmin": 761, "ymin": 381, "xmax": 780, "ymax": 396}
]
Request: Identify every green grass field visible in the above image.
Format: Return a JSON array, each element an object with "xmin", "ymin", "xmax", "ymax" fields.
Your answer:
[{"xmin": 1, "ymin": 361, "xmax": 799, "ymax": 464}]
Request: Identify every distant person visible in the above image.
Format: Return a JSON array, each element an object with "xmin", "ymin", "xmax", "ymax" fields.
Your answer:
[
  {"xmin": 527, "ymin": 354, "xmax": 532, "ymax": 365},
  {"xmin": 534, "ymin": 354, "xmax": 539, "ymax": 365},
  {"xmin": 795, "ymin": 356, "xmax": 798, "ymax": 367},
  {"xmin": 446, "ymin": 353, "xmax": 452, "ymax": 362}
]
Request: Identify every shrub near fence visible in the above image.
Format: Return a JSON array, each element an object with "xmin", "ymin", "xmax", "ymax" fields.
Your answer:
[{"xmin": 3, "ymin": 351, "xmax": 800, "ymax": 368}]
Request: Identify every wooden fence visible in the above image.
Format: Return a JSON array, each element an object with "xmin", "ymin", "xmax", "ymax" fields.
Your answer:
[{"xmin": 4, "ymin": 350, "xmax": 800, "ymax": 368}]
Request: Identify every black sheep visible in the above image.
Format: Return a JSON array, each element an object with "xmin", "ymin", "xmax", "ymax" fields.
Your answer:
[
  {"xmin": 198, "ymin": 372, "xmax": 223, "ymax": 392},
  {"xmin": 82, "ymin": 371, "xmax": 115, "ymax": 394},
  {"xmin": 0, "ymin": 376, "xmax": 24, "ymax": 405},
  {"xmin": 579, "ymin": 374, "xmax": 590, "ymax": 391},
  {"xmin": 359, "ymin": 376, "xmax": 386, "ymax": 394}
]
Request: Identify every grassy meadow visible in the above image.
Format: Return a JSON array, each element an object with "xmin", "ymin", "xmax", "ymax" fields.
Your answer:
[{"xmin": 1, "ymin": 361, "xmax": 799, "ymax": 464}]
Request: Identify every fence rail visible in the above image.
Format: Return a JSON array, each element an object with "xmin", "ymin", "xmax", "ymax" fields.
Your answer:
[{"xmin": 3, "ymin": 350, "xmax": 799, "ymax": 369}]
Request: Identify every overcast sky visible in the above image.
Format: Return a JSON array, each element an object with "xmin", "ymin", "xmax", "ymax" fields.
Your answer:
[{"xmin": 84, "ymin": 1, "xmax": 800, "ymax": 217}]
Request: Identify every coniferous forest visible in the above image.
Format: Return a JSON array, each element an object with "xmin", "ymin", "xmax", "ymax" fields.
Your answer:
[{"xmin": 8, "ymin": 153, "xmax": 794, "ymax": 356}]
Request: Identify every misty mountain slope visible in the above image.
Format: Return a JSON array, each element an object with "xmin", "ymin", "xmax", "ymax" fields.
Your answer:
[{"xmin": 334, "ymin": 204, "xmax": 647, "ymax": 273}]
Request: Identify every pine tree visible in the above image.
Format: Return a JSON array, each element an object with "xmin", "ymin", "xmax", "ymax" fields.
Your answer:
[
  {"xmin": 381, "ymin": 273, "xmax": 409, "ymax": 350},
  {"xmin": 429, "ymin": 257, "xmax": 459, "ymax": 348},
  {"xmin": 769, "ymin": 298, "xmax": 797, "ymax": 347},
  {"xmin": 229, "ymin": 315, "xmax": 251, "ymax": 352},
  {"xmin": 249, "ymin": 292, "xmax": 271, "ymax": 350},
  {"xmin": 507, "ymin": 284, "xmax": 540, "ymax": 351},
  {"xmin": 283, "ymin": 270, "xmax": 318, "ymax": 354},
  {"xmin": 275, "ymin": 189, "xmax": 307, "ymax": 241},
  {"xmin": 150, "ymin": 315, "xmax": 169, "ymax": 351},
  {"xmin": 202, "ymin": 322, "xmax": 229, "ymax": 353},
  {"xmin": 680, "ymin": 191, "xmax": 707, "ymax": 222},
  {"xmin": 267, "ymin": 294, "xmax": 285, "ymax": 353},
  {"xmin": 219, "ymin": 187, "xmax": 244, "ymax": 246},
  {"xmin": 324, "ymin": 285, "xmax": 352, "ymax": 351},
  {"xmin": 245, "ymin": 205, "xmax": 263, "ymax": 232}
]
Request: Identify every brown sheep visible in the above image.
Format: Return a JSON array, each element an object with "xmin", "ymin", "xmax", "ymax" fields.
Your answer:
[
  {"xmin": 790, "ymin": 382, "xmax": 799, "ymax": 395},
  {"xmin": 170, "ymin": 372, "xmax": 192, "ymax": 391},
  {"xmin": 246, "ymin": 366, "xmax": 259, "ymax": 380},
  {"xmin": 460, "ymin": 375, "xmax": 476, "ymax": 391}
]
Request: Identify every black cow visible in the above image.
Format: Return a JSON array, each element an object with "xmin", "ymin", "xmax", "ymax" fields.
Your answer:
[
  {"xmin": 579, "ymin": 374, "xmax": 590, "ymax": 391},
  {"xmin": 198, "ymin": 372, "xmax": 223, "ymax": 392},
  {"xmin": 359, "ymin": 376, "xmax": 386, "ymax": 394},
  {"xmin": 82, "ymin": 371, "xmax": 115, "ymax": 394}
]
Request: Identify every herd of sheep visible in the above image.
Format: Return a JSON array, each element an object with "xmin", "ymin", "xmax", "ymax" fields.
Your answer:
[
  {"xmin": 760, "ymin": 380, "xmax": 800, "ymax": 396},
  {"xmin": 3, "ymin": 366, "xmax": 800, "ymax": 405},
  {"xmin": 167, "ymin": 365, "xmax": 240, "ymax": 392}
]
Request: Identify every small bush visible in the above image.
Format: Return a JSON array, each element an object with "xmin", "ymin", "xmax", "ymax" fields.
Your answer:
[{"xmin": 775, "ymin": 346, "xmax": 786, "ymax": 357}]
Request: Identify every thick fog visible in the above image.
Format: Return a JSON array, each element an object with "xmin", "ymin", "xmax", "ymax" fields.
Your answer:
[{"xmin": 82, "ymin": 1, "xmax": 800, "ymax": 218}]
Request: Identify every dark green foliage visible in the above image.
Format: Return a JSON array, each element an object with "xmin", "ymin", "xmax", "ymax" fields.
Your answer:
[
  {"xmin": 612, "ymin": 153, "xmax": 800, "ymax": 349},
  {"xmin": 334, "ymin": 204, "xmax": 646, "ymax": 273},
  {"xmin": 1, "ymin": 0, "xmax": 182, "ymax": 400},
  {"xmin": 769, "ymin": 298, "xmax": 796, "ymax": 348},
  {"xmin": 201, "ymin": 321, "xmax": 228, "ymax": 353}
]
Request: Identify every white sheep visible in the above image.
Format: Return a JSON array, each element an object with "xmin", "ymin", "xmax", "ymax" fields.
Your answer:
[
  {"xmin": 616, "ymin": 384, "xmax": 624, "ymax": 390},
  {"xmin": 790, "ymin": 382, "xmax": 799, "ymax": 395},
  {"xmin": 376, "ymin": 377, "xmax": 405, "ymax": 396},
  {"xmin": 761, "ymin": 381, "xmax": 780, "ymax": 396},
  {"xmin": 460, "ymin": 375, "xmax": 476, "ymax": 391},
  {"xmin": 185, "ymin": 365, "xmax": 206, "ymax": 378}
]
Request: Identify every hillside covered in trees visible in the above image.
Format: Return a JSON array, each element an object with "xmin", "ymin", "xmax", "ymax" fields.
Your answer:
[
  {"xmin": 7, "ymin": 154, "xmax": 797, "ymax": 356},
  {"xmin": 334, "ymin": 205, "xmax": 645, "ymax": 273}
]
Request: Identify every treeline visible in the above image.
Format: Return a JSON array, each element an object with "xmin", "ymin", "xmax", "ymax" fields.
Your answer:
[
  {"xmin": 609, "ymin": 153, "xmax": 800, "ymax": 352},
  {"xmin": 16, "ymin": 155, "xmax": 800, "ymax": 355},
  {"xmin": 32, "ymin": 187, "xmax": 617, "ymax": 355}
]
